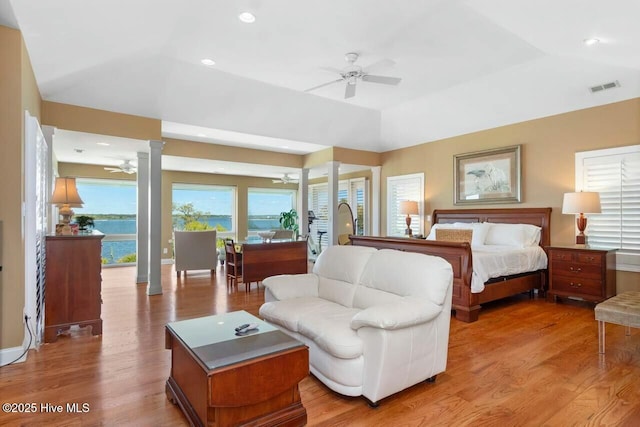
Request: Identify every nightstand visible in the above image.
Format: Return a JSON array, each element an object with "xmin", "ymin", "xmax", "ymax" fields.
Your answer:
[{"xmin": 546, "ymin": 245, "xmax": 617, "ymax": 303}]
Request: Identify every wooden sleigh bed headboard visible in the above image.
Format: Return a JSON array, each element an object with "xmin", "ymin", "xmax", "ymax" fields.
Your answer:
[{"xmin": 351, "ymin": 207, "xmax": 552, "ymax": 323}]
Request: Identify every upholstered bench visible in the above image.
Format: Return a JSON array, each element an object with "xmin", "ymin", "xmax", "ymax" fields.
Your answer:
[{"xmin": 594, "ymin": 291, "xmax": 640, "ymax": 354}]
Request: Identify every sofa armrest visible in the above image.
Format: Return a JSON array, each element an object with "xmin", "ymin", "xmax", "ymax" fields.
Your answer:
[
  {"xmin": 262, "ymin": 274, "xmax": 319, "ymax": 301},
  {"xmin": 351, "ymin": 297, "xmax": 443, "ymax": 330}
]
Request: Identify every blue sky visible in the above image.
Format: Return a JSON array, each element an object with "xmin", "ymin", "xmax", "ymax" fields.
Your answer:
[{"xmin": 75, "ymin": 180, "xmax": 295, "ymax": 216}]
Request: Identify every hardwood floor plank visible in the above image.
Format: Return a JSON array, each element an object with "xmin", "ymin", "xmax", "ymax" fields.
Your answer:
[{"xmin": 1, "ymin": 264, "xmax": 639, "ymax": 426}]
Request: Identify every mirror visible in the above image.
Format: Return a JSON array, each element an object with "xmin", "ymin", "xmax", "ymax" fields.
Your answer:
[{"xmin": 337, "ymin": 202, "xmax": 355, "ymax": 245}]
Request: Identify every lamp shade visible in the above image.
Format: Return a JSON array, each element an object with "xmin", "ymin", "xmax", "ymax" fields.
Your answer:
[
  {"xmin": 51, "ymin": 177, "xmax": 84, "ymax": 207},
  {"xmin": 399, "ymin": 200, "xmax": 419, "ymax": 215},
  {"xmin": 562, "ymin": 192, "xmax": 601, "ymax": 214}
]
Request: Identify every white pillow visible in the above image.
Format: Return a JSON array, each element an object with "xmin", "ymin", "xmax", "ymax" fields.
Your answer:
[
  {"xmin": 426, "ymin": 222, "xmax": 489, "ymax": 246},
  {"xmin": 484, "ymin": 223, "xmax": 542, "ymax": 248}
]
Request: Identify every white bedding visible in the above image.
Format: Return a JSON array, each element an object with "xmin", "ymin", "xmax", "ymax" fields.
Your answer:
[{"xmin": 471, "ymin": 245, "xmax": 548, "ymax": 293}]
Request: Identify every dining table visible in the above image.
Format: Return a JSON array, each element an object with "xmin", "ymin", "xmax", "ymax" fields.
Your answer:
[{"xmin": 240, "ymin": 238, "xmax": 308, "ymax": 284}]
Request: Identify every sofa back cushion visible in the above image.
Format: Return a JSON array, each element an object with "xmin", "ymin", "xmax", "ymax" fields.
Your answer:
[
  {"xmin": 313, "ymin": 245, "xmax": 377, "ymax": 306},
  {"xmin": 354, "ymin": 249, "xmax": 453, "ymax": 308}
]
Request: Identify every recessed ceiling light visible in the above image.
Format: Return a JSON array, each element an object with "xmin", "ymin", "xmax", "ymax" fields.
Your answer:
[
  {"xmin": 238, "ymin": 12, "xmax": 256, "ymax": 23},
  {"xmin": 200, "ymin": 58, "xmax": 216, "ymax": 66},
  {"xmin": 96, "ymin": 142, "xmax": 110, "ymax": 146},
  {"xmin": 583, "ymin": 38, "xmax": 600, "ymax": 46}
]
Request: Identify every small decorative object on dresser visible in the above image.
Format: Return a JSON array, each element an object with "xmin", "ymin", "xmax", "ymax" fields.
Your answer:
[{"xmin": 546, "ymin": 245, "xmax": 617, "ymax": 303}]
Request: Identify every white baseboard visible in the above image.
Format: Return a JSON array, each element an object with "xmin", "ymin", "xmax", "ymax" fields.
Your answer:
[{"xmin": 0, "ymin": 345, "xmax": 28, "ymax": 366}]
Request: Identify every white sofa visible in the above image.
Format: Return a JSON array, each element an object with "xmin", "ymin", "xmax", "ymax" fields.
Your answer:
[{"xmin": 259, "ymin": 245, "xmax": 453, "ymax": 405}]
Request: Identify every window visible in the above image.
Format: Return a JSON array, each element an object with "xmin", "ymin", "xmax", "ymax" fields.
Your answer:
[
  {"xmin": 75, "ymin": 178, "xmax": 137, "ymax": 265},
  {"xmin": 387, "ymin": 173, "xmax": 424, "ymax": 237},
  {"xmin": 308, "ymin": 178, "xmax": 368, "ymax": 250},
  {"xmin": 172, "ymin": 183, "xmax": 236, "ymax": 238},
  {"xmin": 576, "ymin": 145, "xmax": 640, "ymax": 269},
  {"xmin": 247, "ymin": 188, "xmax": 297, "ymax": 232}
]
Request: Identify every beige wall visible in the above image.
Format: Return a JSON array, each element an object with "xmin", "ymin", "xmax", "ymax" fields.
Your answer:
[
  {"xmin": 0, "ymin": 26, "xmax": 42, "ymax": 350},
  {"xmin": 381, "ymin": 98, "xmax": 640, "ymax": 291}
]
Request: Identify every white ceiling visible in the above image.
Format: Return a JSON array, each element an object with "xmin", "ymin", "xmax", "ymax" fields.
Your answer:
[{"xmin": 4, "ymin": 0, "xmax": 640, "ymax": 178}]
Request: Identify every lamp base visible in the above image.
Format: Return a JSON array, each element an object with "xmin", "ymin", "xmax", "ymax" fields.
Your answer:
[
  {"xmin": 405, "ymin": 228, "xmax": 413, "ymax": 237},
  {"xmin": 576, "ymin": 234, "xmax": 586, "ymax": 245},
  {"xmin": 56, "ymin": 223, "xmax": 72, "ymax": 236}
]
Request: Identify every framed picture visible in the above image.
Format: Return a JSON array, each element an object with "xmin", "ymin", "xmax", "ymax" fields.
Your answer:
[{"xmin": 454, "ymin": 145, "xmax": 522, "ymax": 205}]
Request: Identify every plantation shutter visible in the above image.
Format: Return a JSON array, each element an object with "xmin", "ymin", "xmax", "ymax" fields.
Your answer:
[
  {"xmin": 579, "ymin": 148, "xmax": 640, "ymax": 250},
  {"xmin": 387, "ymin": 173, "xmax": 424, "ymax": 237},
  {"xmin": 350, "ymin": 179, "xmax": 366, "ymax": 235}
]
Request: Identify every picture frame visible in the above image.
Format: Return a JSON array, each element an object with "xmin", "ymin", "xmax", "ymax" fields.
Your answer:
[{"xmin": 454, "ymin": 145, "xmax": 522, "ymax": 205}]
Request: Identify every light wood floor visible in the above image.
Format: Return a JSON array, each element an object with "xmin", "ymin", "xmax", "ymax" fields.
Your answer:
[{"xmin": 2, "ymin": 264, "xmax": 640, "ymax": 426}]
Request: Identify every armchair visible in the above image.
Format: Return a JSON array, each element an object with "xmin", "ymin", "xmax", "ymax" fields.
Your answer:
[{"xmin": 173, "ymin": 230, "xmax": 217, "ymax": 278}]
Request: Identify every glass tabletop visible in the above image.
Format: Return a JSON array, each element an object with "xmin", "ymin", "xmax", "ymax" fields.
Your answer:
[{"xmin": 166, "ymin": 311, "xmax": 303, "ymax": 370}]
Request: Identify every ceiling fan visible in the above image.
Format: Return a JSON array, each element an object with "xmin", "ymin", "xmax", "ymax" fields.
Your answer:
[
  {"xmin": 272, "ymin": 173, "xmax": 298, "ymax": 184},
  {"xmin": 104, "ymin": 160, "xmax": 137, "ymax": 174},
  {"xmin": 305, "ymin": 52, "xmax": 402, "ymax": 99}
]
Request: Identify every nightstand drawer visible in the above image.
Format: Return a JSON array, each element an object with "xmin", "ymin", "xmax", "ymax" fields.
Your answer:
[
  {"xmin": 551, "ymin": 261, "xmax": 602, "ymax": 280},
  {"xmin": 576, "ymin": 252, "xmax": 602, "ymax": 264},
  {"xmin": 550, "ymin": 250, "xmax": 573, "ymax": 262},
  {"xmin": 552, "ymin": 276, "xmax": 602, "ymax": 297}
]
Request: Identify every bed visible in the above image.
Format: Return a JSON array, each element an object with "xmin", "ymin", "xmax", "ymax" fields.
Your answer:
[{"xmin": 350, "ymin": 207, "xmax": 552, "ymax": 323}]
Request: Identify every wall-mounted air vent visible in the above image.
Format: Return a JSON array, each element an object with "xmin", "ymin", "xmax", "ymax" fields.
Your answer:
[{"xmin": 589, "ymin": 80, "xmax": 620, "ymax": 93}]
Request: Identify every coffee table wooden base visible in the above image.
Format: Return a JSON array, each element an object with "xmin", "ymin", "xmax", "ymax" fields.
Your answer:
[{"xmin": 166, "ymin": 330, "xmax": 308, "ymax": 427}]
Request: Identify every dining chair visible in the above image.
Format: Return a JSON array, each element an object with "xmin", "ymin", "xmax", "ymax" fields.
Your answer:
[{"xmin": 224, "ymin": 238, "xmax": 243, "ymax": 291}]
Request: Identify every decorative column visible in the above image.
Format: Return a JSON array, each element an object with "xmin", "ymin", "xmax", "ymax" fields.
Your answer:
[
  {"xmin": 371, "ymin": 166, "xmax": 381, "ymax": 236},
  {"xmin": 297, "ymin": 168, "xmax": 309, "ymax": 239},
  {"xmin": 136, "ymin": 151, "xmax": 149, "ymax": 284},
  {"xmin": 327, "ymin": 161, "xmax": 340, "ymax": 246},
  {"xmin": 147, "ymin": 140, "xmax": 163, "ymax": 296}
]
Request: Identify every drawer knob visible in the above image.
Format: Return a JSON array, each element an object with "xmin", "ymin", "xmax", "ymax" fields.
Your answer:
[
  {"xmin": 569, "ymin": 266, "xmax": 582, "ymax": 273},
  {"xmin": 570, "ymin": 282, "xmax": 582, "ymax": 288}
]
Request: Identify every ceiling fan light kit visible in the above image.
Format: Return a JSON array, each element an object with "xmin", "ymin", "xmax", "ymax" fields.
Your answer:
[{"xmin": 305, "ymin": 52, "xmax": 402, "ymax": 99}]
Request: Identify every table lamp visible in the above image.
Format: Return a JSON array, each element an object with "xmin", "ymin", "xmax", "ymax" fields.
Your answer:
[
  {"xmin": 51, "ymin": 177, "xmax": 84, "ymax": 235},
  {"xmin": 562, "ymin": 191, "xmax": 601, "ymax": 244},
  {"xmin": 399, "ymin": 200, "xmax": 419, "ymax": 237}
]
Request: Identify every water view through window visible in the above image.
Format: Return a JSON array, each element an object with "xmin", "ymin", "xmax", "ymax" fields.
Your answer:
[{"xmin": 75, "ymin": 178, "xmax": 137, "ymax": 265}]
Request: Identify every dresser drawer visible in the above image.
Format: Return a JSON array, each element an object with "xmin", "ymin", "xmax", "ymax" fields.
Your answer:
[
  {"xmin": 551, "ymin": 260, "xmax": 603, "ymax": 280},
  {"xmin": 550, "ymin": 250, "xmax": 573, "ymax": 262},
  {"xmin": 576, "ymin": 252, "xmax": 602, "ymax": 264},
  {"xmin": 550, "ymin": 250, "xmax": 603, "ymax": 265},
  {"xmin": 552, "ymin": 276, "xmax": 603, "ymax": 297}
]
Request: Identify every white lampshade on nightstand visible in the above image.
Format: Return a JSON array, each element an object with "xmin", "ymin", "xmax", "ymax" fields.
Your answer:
[
  {"xmin": 51, "ymin": 177, "xmax": 84, "ymax": 235},
  {"xmin": 399, "ymin": 200, "xmax": 419, "ymax": 237},
  {"xmin": 562, "ymin": 191, "xmax": 601, "ymax": 244}
]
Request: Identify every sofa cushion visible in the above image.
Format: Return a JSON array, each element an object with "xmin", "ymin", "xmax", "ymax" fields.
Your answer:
[
  {"xmin": 259, "ymin": 297, "xmax": 338, "ymax": 332},
  {"xmin": 357, "ymin": 249, "xmax": 453, "ymax": 306},
  {"xmin": 298, "ymin": 308, "xmax": 363, "ymax": 359},
  {"xmin": 313, "ymin": 245, "xmax": 376, "ymax": 306}
]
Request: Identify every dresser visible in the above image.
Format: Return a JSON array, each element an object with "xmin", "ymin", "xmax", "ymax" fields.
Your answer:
[
  {"xmin": 45, "ymin": 232, "xmax": 104, "ymax": 343},
  {"xmin": 546, "ymin": 245, "xmax": 616, "ymax": 303}
]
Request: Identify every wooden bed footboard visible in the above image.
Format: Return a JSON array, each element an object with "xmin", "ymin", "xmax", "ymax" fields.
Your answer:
[{"xmin": 351, "ymin": 207, "xmax": 552, "ymax": 323}]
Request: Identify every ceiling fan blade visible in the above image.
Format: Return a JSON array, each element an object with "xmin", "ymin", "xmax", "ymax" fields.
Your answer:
[
  {"xmin": 362, "ymin": 58, "xmax": 395, "ymax": 74},
  {"xmin": 362, "ymin": 75, "xmax": 402, "ymax": 85},
  {"xmin": 305, "ymin": 78, "xmax": 343, "ymax": 92},
  {"xmin": 345, "ymin": 83, "xmax": 356, "ymax": 99}
]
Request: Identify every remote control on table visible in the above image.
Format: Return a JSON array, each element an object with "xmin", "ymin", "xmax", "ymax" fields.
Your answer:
[{"xmin": 235, "ymin": 323, "xmax": 259, "ymax": 334}]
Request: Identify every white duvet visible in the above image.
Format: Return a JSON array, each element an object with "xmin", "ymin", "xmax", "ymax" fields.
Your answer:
[{"xmin": 470, "ymin": 245, "xmax": 548, "ymax": 293}]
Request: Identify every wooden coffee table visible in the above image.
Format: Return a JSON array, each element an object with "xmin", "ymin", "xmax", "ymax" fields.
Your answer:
[{"xmin": 165, "ymin": 311, "xmax": 308, "ymax": 426}]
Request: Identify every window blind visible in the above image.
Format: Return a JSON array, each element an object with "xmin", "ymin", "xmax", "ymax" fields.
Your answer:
[
  {"xmin": 578, "ymin": 147, "xmax": 640, "ymax": 251},
  {"xmin": 387, "ymin": 173, "xmax": 424, "ymax": 237}
]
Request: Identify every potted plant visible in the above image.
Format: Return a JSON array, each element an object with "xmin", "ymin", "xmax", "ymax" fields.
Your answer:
[
  {"xmin": 75, "ymin": 215, "xmax": 95, "ymax": 232},
  {"xmin": 279, "ymin": 209, "xmax": 299, "ymax": 237}
]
